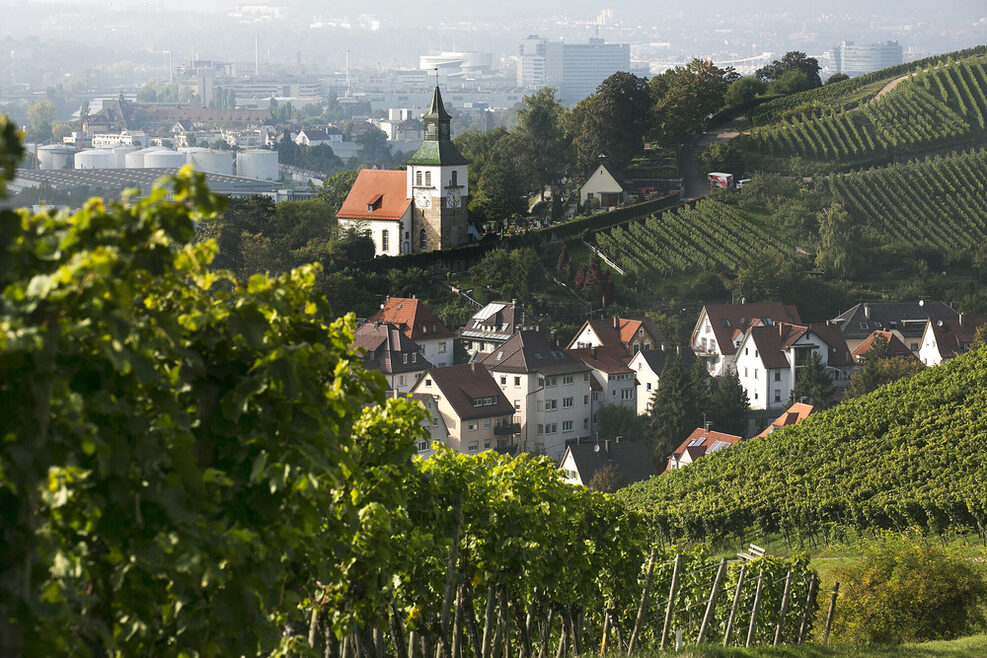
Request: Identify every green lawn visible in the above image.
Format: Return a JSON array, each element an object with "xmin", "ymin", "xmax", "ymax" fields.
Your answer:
[{"xmin": 637, "ymin": 634, "xmax": 987, "ymax": 657}]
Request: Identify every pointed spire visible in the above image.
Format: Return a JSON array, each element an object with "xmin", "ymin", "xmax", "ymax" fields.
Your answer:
[{"xmin": 424, "ymin": 84, "xmax": 452, "ymax": 123}]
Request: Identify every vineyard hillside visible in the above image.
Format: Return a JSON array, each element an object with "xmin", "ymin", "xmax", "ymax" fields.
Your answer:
[
  {"xmin": 739, "ymin": 48, "xmax": 987, "ymax": 170},
  {"xmin": 618, "ymin": 345, "xmax": 987, "ymax": 546}
]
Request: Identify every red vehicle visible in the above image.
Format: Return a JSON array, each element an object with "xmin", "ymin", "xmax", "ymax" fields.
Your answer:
[{"xmin": 707, "ymin": 172, "xmax": 735, "ymax": 189}]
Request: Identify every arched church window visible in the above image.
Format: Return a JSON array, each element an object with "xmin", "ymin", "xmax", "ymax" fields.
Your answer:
[
  {"xmin": 420, "ymin": 229, "xmax": 427, "ymax": 249},
  {"xmin": 416, "ymin": 170, "xmax": 422, "ymax": 186},
  {"xmin": 451, "ymin": 170, "xmax": 458, "ymax": 186},
  {"xmin": 425, "ymin": 171, "xmax": 431, "ymax": 186}
]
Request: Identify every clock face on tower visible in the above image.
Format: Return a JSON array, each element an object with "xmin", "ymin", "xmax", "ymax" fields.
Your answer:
[
  {"xmin": 414, "ymin": 188, "xmax": 432, "ymax": 209},
  {"xmin": 447, "ymin": 190, "xmax": 461, "ymax": 208}
]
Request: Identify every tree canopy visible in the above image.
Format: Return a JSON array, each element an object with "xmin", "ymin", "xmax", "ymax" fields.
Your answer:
[
  {"xmin": 571, "ymin": 72, "xmax": 651, "ymax": 173},
  {"xmin": 755, "ymin": 51, "xmax": 822, "ymax": 89},
  {"xmin": 650, "ymin": 59, "xmax": 735, "ymax": 145}
]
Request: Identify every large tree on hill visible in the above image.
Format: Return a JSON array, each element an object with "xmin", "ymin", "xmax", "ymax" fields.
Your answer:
[
  {"xmin": 790, "ymin": 351, "xmax": 835, "ymax": 409},
  {"xmin": 816, "ymin": 202, "xmax": 862, "ymax": 280},
  {"xmin": 513, "ymin": 87, "xmax": 572, "ymax": 194},
  {"xmin": 755, "ymin": 51, "xmax": 822, "ymax": 89},
  {"xmin": 650, "ymin": 59, "xmax": 736, "ymax": 145},
  {"xmin": 470, "ymin": 133, "xmax": 529, "ymax": 223},
  {"xmin": 571, "ymin": 72, "xmax": 651, "ymax": 173}
]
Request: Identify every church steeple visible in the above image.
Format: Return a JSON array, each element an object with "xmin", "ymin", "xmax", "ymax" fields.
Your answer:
[
  {"xmin": 423, "ymin": 84, "xmax": 452, "ymax": 141},
  {"xmin": 406, "ymin": 81, "xmax": 467, "ymax": 166}
]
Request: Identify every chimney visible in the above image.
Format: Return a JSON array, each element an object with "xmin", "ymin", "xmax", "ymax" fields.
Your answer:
[
  {"xmin": 864, "ymin": 303, "xmax": 870, "ymax": 319},
  {"xmin": 613, "ymin": 316, "xmax": 619, "ymax": 329},
  {"xmin": 470, "ymin": 362, "xmax": 477, "ymax": 375},
  {"xmin": 604, "ymin": 439, "xmax": 610, "ymax": 455},
  {"xmin": 592, "ymin": 346, "xmax": 597, "ymax": 359},
  {"xmin": 959, "ymin": 313, "xmax": 964, "ymax": 327},
  {"xmin": 703, "ymin": 419, "xmax": 711, "ymax": 432}
]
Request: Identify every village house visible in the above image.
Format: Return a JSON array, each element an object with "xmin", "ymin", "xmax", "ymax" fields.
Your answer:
[
  {"xmin": 559, "ymin": 439, "xmax": 658, "ymax": 488},
  {"xmin": 458, "ymin": 300, "xmax": 536, "ymax": 359},
  {"xmin": 478, "ymin": 330, "xmax": 592, "ymax": 459},
  {"xmin": 410, "ymin": 393, "xmax": 450, "ymax": 457},
  {"xmin": 918, "ymin": 315, "xmax": 987, "ymax": 366},
  {"xmin": 409, "ymin": 364, "xmax": 517, "ymax": 455},
  {"xmin": 830, "ymin": 300, "xmax": 957, "ymax": 355},
  {"xmin": 294, "ymin": 128, "xmax": 332, "ymax": 146},
  {"xmin": 850, "ymin": 330, "xmax": 916, "ymax": 364},
  {"xmin": 580, "ymin": 158, "xmax": 625, "ymax": 208},
  {"xmin": 691, "ymin": 302, "xmax": 802, "ymax": 377},
  {"xmin": 566, "ymin": 345, "xmax": 637, "ymax": 432},
  {"xmin": 336, "ymin": 170, "xmax": 412, "ymax": 256},
  {"xmin": 666, "ymin": 426, "xmax": 743, "ymax": 471},
  {"xmin": 368, "ymin": 297, "xmax": 455, "ymax": 368},
  {"xmin": 730, "ymin": 322, "xmax": 854, "ymax": 411},
  {"xmin": 352, "ymin": 321, "xmax": 431, "ymax": 395},
  {"xmin": 628, "ymin": 347, "xmax": 697, "ymax": 415},
  {"xmin": 566, "ymin": 316, "xmax": 666, "ymax": 355}
]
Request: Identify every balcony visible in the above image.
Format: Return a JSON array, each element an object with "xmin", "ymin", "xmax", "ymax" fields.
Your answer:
[{"xmin": 494, "ymin": 422, "xmax": 521, "ymax": 436}]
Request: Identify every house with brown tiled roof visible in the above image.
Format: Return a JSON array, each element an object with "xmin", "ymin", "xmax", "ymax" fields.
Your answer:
[
  {"xmin": 566, "ymin": 345, "xmax": 636, "ymax": 432},
  {"xmin": 409, "ymin": 364, "xmax": 518, "ymax": 455},
  {"xmin": 352, "ymin": 322, "xmax": 431, "ymax": 395},
  {"xmin": 478, "ymin": 330, "xmax": 592, "ymax": 459},
  {"xmin": 755, "ymin": 402, "xmax": 816, "ymax": 438},
  {"xmin": 730, "ymin": 322, "xmax": 855, "ymax": 410},
  {"xmin": 368, "ymin": 297, "xmax": 455, "ymax": 368},
  {"xmin": 830, "ymin": 300, "xmax": 958, "ymax": 355},
  {"xmin": 851, "ymin": 330, "xmax": 916, "ymax": 364},
  {"xmin": 918, "ymin": 315, "xmax": 987, "ymax": 366},
  {"xmin": 337, "ymin": 170, "xmax": 413, "ymax": 257},
  {"xmin": 691, "ymin": 302, "xmax": 802, "ymax": 376},
  {"xmin": 566, "ymin": 316, "xmax": 666, "ymax": 355},
  {"xmin": 666, "ymin": 427, "xmax": 743, "ymax": 471}
]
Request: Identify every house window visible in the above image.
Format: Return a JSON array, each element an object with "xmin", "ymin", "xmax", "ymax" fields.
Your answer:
[
  {"xmin": 775, "ymin": 389, "xmax": 781, "ymax": 402},
  {"xmin": 425, "ymin": 379, "xmax": 431, "ymax": 387},
  {"xmin": 563, "ymin": 397, "xmax": 573, "ymax": 408},
  {"xmin": 416, "ymin": 170, "xmax": 422, "ymax": 186},
  {"xmin": 646, "ymin": 383, "xmax": 652, "ymax": 391},
  {"xmin": 468, "ymin": 422, "xmax": 478, "ymax": 432},
  {"xmin": 451, "ymin": 170, "xmax": 458, "ymax": 186},
  {"xmin": 562, "ymin": 375, "xmax": 573, "ymax": 385},
  {"xmin": 744, "ymin": 367, "xmax": 748, "ymax": 377},
  {"xmin": 425, "ymin": 171, "xmax": 432, "ymax": 186},
  {"xmin": 438, "ymin": 342, "xmax": 446, "ymax": 353},
  {"xmin": 418, "ymin": 440, "xmax": 429, "ymax": 452},
  {"xmin": 403, "ymin": 354, "xmax": 409, "ymax": 364},
  {"xmin": 584, "ymin": 373, "xmax": 589, "ymax": 381},
  {"xmin": 484, "ymin": 419, "xmax": 491, "ymax": 429},
  {"xmin": 754, "ymin": 369, "xmax": 758, "ymax": 379},
  {"xmin": 514, "ymin": 399, "xmax": 520, "ymax": 410},
  {"xmin": 500, "ymin": 375, "xmax": 507, "ymax": 385},
  {"xmin": 584, "ymin": 418, "xmax": 589, "ymax": 429},
  {"xmin": 547, "ymin": 376, "xmax": 558, "ymax": 386},
  {"xmin": 745, "ymin": 347, "xmax": 748, "ymax": 355},
  {"xmin": 584, "ymin": 395, "xmax": 589, "ymax": 404},
  {"xmin": 547, "ymin": 423, "xmax": 557, "ymax": 434},
  {"xmin": 546, "ymin": 399, "xmax": 557, "ymax": 411},
  {"xmin": 537, "ymin": 424, "xmax": 544, "ymax": 434},
  {"xmin": 621, "ymin": 389, "xmax": 633, "ymax": 400},
  {"xmin": 484, "ymin": 439, "xmax": 491, "ymax": 449},
  {"xmin": 398, "ymin": 375, "xmax": 405, "ymax": 386},
  {"xmin": 538, "ymin": 377, "xmax": 545, "ymax": 387},
  {"xmin": 563, "ymin": 420, "xmax": 573, "ymax": 432},
  {"xmin": 774, "ymin": 371, "xmax": 781, "ymax": 382},
  {"xmin": 381, "ymin": 230, "xmax": 389, "ymax": 251},
  {"xmin": 467, "ymin": 441, "xmax": 478, "ymax": 453},
  {"xmin": 910, "ymin": 343, "xmax": 919, "ymax": 351},
  {"xmin": 754, "ymin": 392, "xmax": 759, "ymax": 400}
]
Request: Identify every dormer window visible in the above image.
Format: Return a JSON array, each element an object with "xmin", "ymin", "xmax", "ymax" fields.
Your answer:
[{"xmin": 367, "ymin": 194, "xmax": 383, "ymax": 212}]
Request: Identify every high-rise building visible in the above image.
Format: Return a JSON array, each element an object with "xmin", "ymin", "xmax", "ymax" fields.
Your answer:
[
  {"xmin": 832, "ymin": 41, "xmax": 903, "ymax": 77},
  {"xmin": 517, "ymin": 36, "xmax": 630, "ymax": 105}
]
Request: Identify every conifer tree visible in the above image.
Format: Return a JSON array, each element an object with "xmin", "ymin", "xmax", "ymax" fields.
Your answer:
[
  {"xmin": 648, "ymin": 354, "xmax": 705, "ymax": 463},
  {"xmin": 789, "ymin": 351, "xmax": 835, "ymax": 409},
  {"xmin": 708, "ymin": 368, "xmax": 751, "ymax": 437}
]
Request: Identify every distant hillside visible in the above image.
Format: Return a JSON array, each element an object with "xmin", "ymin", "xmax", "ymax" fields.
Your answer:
[
  {"xmin": 618, "ymin": 346, "xmax": 987, "ymax": 545},
  {"xmin": 737, "ymin": 46, "xmax": 987, "ymax": 170}
]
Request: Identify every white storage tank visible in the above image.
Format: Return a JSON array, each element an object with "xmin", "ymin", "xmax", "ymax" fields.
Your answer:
[
  {"xmin": 112, "ymin": 145, "xmax": 139, "ymax": 169},
  {"xmin": 190, "ymin": 149, "xmax": 234, "ymax": 175},
  {"xmin": 74, "ymin": 149, "xmax": 114, "ymax": 170},
  {"xmin": 38, "ymin": 144, "xmax": 78, "ymax": 170},
  {"xmin": 144, "ymin": 149, "xmax": 188, "ymax": 169},
  {"xmin": 125, "ymin": 146, "xmax": 166, "ymax": 169},
  {"xmin": 236, "ymin": 149, "xmax": 279, "ymax": 181}
]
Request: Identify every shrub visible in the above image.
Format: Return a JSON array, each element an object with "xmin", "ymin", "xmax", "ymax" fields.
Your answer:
[{"xmin": 832, "ymin": 533, "xmax": 987, "ymax": 644}]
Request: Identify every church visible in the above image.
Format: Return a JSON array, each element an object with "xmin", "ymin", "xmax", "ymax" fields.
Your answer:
[{"xmin": 336, "ymin": 84, "xmax": 470, "ymax": 256}]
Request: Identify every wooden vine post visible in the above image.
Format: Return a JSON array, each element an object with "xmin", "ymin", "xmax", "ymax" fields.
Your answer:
[
  {"xmin": 696, "ymin": 558, "xmax": 728, "ymax": 645},
  {"xmin": 659, "ymin": 554, "xmax": 683, "ymax": 651},
  {"xmin": 773, "ymin": 571, "xmax": 793, "ymax": 646},
  {"xmin": 722, "ymin": 564, "xmax": 747, "ymax": 647},
  {"xmin": 823, "ymin": 582, "xmax": 840, "ymax": 645},
  {"xmin": 796, "ymin": 575, "xmax": 818, "ymax": 644},
  {"xmin": 745, "ymin": 571, "xmax": 765, "ymax": 648},
  {"xmin": 627, "ymin": 547, "xmax": 658, "ymax": 655}
]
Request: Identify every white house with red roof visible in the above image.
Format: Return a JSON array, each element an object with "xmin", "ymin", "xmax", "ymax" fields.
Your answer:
[
  {"xmin": 918, "ymin": 315, "xmax": 987, "ymax": 366},
  {"xmin": 368, "ymin": 297, "xmax": 456, "ymax": 368},
  {"xmin": 731, "ymin": 322, "xmax": 854, "ymax": 410},
  {"xmin": 691, "ymin": 302, "xmax": 802, "ymax": 376},
  {"xmin": 666, "ymin": 427, "xmax": 742, "ymax": 471},
  {"xmin": 566, "ymin": 316, "xmax": 666, "ymax": 355},
  {"xmin": 336, "ymin": 170, "xmax": 412, "ymax": 256}
]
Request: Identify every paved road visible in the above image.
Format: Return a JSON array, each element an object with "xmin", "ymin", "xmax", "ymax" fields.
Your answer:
[{"xmin": 680, "ymin": 118, "xmax": 745, "ymax": 199}]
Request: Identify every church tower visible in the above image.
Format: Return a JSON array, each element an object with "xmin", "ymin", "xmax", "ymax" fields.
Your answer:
[{"xmin": 406, "ymin": 82, "xmax": 469, "ymax": 252}]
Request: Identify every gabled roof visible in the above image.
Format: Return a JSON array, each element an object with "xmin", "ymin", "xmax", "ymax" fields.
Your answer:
[
  {"xmin": 756, "ymin": 402, "xmax": 816, "ymax": 438},
  {"xmin": 697, "ymin": 302, "xmax": 802, "ymax": 356},
  {"xmin": 337, "ymin": 169, "xmax": 411, "ymax": 221},
  {"xmin": 742, "ymin": 321, "xmax": 853, "ymax": 369},
  {"xmin": 566, "ymin": 345, "xmax": 633, "ymax": 375},
  {"xmin": 299, "ymin": 128, "xmax": 330, "ymax": 140},
  {"xmin": 562, "ymin": 440, "xmax": 658, "ymax": 488},
  {"xmin": 581, "ymin": 160, "xmax": 625, "ymax": 191},
  {"xmin": 369, "ymin": 297, "xmax": 455, "ymax": 341},
  {"xmin": 479, "ymin": 330, "xmax": 589, "ymax": 376},
  {"xmin": 830, "ymin": 301, "xmax": 957, "ymax": 339},
  {"xmin": 567, "ymin": 316, "xmax": 666, "ymax": 352},
  {"xmin": 851, "ymin": 330, "xmax": 916, "ymax": 363},
  {"xmin": 668, "ymin": 427, "xmax": 743, "ymax": 470},
  {"xmin": 419, "ymin": 364, "xmax": 514, "ymax": 421},
  {"xmin": 633, "ymin": 347, "xmax": 697, "ymax": 375},
  {"xmin": 925, "ymin": 315, "xmax": 987, "ymax": 360},
  {"xmin": 353, "ymin": 322, "xmax": 432, "ymax": 374}
]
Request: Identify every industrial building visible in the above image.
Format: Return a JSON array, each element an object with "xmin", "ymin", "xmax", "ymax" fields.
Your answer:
[
  {"xmin": 517, "ymin": 36, "xmax": 630, "ymax": 104},
  {"xmin": 832, "ymin": 41, "xmax": 904, "ymax": 77}
]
